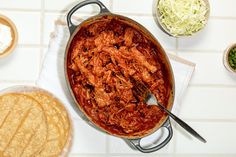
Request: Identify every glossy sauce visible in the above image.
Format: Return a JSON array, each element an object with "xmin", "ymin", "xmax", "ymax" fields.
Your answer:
[{"xmin": 67, "ymin": 16, "xmax": 172, "ymax": 137}]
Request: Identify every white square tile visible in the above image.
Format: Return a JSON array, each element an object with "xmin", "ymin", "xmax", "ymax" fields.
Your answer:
[
  {"xmin": 124, "ymin": 15, "xmax": 176, "ymax": 50},
  {"xmin": 113, "ymin": 0, "xmax": 154, "ymax": 15},
  {"xmin": 43, "ymin": 13, "xmax": 94, "ymax": 45},
  {"xmin": 209, "ymin": 0, "xmax": 236, "ymax": 17},
  {"xmin": 43, "ymin": 13, "xmax": 64, "ymax": 45},
  {"xmin": 108, "ymin": 128, "xmax": 175, "ymax": 154},
  {"xmin": 0, "ymin": 11, "xmax": 41, "ymax": 45},
  {"xmin": 45, "ymin": 0, "xmax": 111, "ymax": 12},
  {"xmin": 178, "ymin": 18, "xmax": 236, "ymax": 51},
  {"xmin": 179, "ymin": 86, "xmax": 236, "ymax": 119},
  {"xmin": 175, "ymin": 121, "xmax": 236, "ymax": 154},
  {"xmin": 0, "ymin": 47, "xmax": 40, "ymax": 81},
  {"xmin": 42, "ymin": 47, "xmax": 49, "ymax": 62},
  {"xmin": 69, "ymin": 119, "xmax": 107, "ymax": 154},
  {"xmin": 0, "ymin": 0, "xmax": 41, "ymax": 10},
  {"xmin": 177, "ymin": 52, "xmax": 236, "ymax": 85}
]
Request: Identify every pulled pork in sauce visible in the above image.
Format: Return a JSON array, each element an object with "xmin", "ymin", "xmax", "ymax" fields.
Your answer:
[{"xmin": 67, "ymin": 17, "xmax": 172, "ymax": 137}]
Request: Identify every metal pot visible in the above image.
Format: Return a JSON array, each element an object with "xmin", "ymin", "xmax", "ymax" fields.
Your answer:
[{"xmin": 65, "ymin": 0, "xmax": 175, "ymax": 153}]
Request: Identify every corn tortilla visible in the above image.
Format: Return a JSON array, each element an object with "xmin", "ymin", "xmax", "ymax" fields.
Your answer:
[{"xmin": 0, "ymin": 94, "xmax": 47, "ymax": 157}]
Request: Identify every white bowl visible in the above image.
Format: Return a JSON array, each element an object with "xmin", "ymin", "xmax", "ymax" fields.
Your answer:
[
  {"xmin": 0, "ymin": 14, "xmax": 18, "ymax": 58},
  {"xmin": 155, "ymin": 0, "xmax": 210, "ymax": 37},
  {"xmin": 223, "ymin": 43, "xmax": 236, "ymax": 74}
]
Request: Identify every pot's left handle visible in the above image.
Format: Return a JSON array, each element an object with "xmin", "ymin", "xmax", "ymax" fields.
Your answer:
[
  {"xmin": 67, "ymin": 0, "xmax": 110, "ymax": 35},
  {"xmin": 127, "ymin": 118, "xmax": 173, "ymax": 153}
]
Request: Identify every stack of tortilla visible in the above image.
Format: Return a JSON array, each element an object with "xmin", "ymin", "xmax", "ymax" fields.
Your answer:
[{"xmin": 0, "ymin": 88, "xmax": 71, "ymax": 157}]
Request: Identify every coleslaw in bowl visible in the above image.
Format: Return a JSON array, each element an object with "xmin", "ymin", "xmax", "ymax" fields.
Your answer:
[{"xmin": 155, "ymin": 0, "xmax": 210, "ymax": 37}]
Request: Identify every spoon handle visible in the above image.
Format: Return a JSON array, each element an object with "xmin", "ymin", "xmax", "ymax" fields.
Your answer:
[{"xmin": 157, "ymin": 102, "xmax": 207, "ymax": 143}]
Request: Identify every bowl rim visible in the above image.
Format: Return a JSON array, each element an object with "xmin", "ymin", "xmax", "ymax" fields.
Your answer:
[
  {"xmin": 223, "ymin": 43, "xmax": 236, "ymax": 73},
  {"xmin": 0, "ymin": 14, "xmax": 18, "ymax": 58},
  {"xmin": 155, "ymin": 0, "xmax": 211, "ymax": 37}
]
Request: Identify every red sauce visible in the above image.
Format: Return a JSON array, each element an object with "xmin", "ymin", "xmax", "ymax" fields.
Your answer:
[{"xmin": 67, "ymin": 16, "xmax": 172, "ymax": 137}]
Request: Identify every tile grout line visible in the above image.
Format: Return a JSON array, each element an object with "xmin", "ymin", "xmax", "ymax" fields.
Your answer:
[
  {"xmin": 110, "ymin": 0, "xmax": 114, "ymax": 12},
  {"xmin": 175, "ymin": 38, "xmax": 178, "ymax": 50},
  {"xmin": 210, "ymin": 16, "xmax": 236, "ymax": 20},
  {"xmin": 0, "ymin": 80, "xmax": 36, "ymax": 84},
  {"xmin": 105, "ymin": 134, "xmax": 109, "ymax": 156},
  {"xmin": 69, "ymin": 153, "xmax": 174, "ymax": 156},
  {"xmin": 39, "ymin": 0, "xmax": 45, "ymax": 80},
  {"xmin": 0, "ymin": 8, "xmax": 41, "ymax": 12},
  {"xmin": 177, "ymin": 49, "xmax": 224, "ymax": 53},
  {"xmin": 170, "ymin": 26, "xmax": 178, "ymax": 155},
  {"xmin": 165, "ymin": 48, "xmax": 177, "ymax": 52},
  {"xmin": 69, "ymin": 153, "xmax": 108, "ymax": 156},
  {"xmin": 175, "ymin": 37, "xmax": 179, "ymax": 56},
  {"xmin": 100, "ymin": 154, "xmax": 236, "ymax": 157},
  {"xmin": 100, "ymin": 153, "xmax": 236, "ymax": 157},
  {"xmin": 16, "ymin": 44, "xmax": 47, "ymax": 48},
  {"xmin": 173, "ymin": 153, "xmax": 236, "ymax": 156},
  {"xmin": 189, "ymin": 84, "xmax": 236, "ymax": 88},
  {"xmin": 173, "ymin": 32, "xmax": 178, "ymax": 156},
  {"xmin": 173, "ymin": 128, "xmax": 177, "ymax": 155},
  {"xmin": 180, "ymin": 118, "xmax": 236, "ymax": 122}
]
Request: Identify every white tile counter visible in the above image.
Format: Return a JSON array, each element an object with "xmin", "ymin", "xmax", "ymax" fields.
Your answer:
[{"xmin": 1, "ymin": 0, "xmax": 236, "ymax": 156}]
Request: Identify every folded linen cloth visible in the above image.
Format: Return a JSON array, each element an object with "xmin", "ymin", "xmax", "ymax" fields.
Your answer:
[{"xmin": 37, "ymin": 22, "xmax": 195, "ymax": 119}]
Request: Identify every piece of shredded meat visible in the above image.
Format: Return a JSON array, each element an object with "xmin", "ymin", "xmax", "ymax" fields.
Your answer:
[{"xmin": 67, "ymin": 17, "xmax": 172, "ymax": 137}]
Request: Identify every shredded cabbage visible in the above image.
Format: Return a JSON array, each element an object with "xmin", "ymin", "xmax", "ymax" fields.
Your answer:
[{"xmin": 157, "ymin": 0, "xmax": 209, "ymax": 36}]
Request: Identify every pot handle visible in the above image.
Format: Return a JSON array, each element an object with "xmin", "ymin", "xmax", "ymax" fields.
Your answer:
[
  {"xmin": 67, "ymin": 0, "xmax": 110, "ymax": 35},
  {"xmin": 127, "ymin": 118, "xmax": 173, "ymax": 153}
]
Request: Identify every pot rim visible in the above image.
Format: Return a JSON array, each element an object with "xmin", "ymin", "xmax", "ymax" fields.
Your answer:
[{"xmin": 64, "ymin": 12, "xmax": 175, "ymax": 139}]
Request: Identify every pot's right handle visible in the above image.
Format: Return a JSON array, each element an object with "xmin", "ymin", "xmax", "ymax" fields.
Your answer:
[
  {"xmin": 127, "ymin": 118, "xmax": 173, "ymax": 153},
  {"xmin": 67, "ymin": 0, "xmax": 110, "ymax": 35}
]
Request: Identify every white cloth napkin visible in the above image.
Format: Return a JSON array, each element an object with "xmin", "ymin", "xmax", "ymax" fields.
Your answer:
[{"xmin": 37, "ymin": 24, "xmax": 195, "ymax": 119}]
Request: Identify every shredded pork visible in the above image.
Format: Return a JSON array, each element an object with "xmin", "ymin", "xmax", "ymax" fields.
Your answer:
[{"xmin": 67, "ymin": 17, "xmax": 171, "ymax": 136}]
